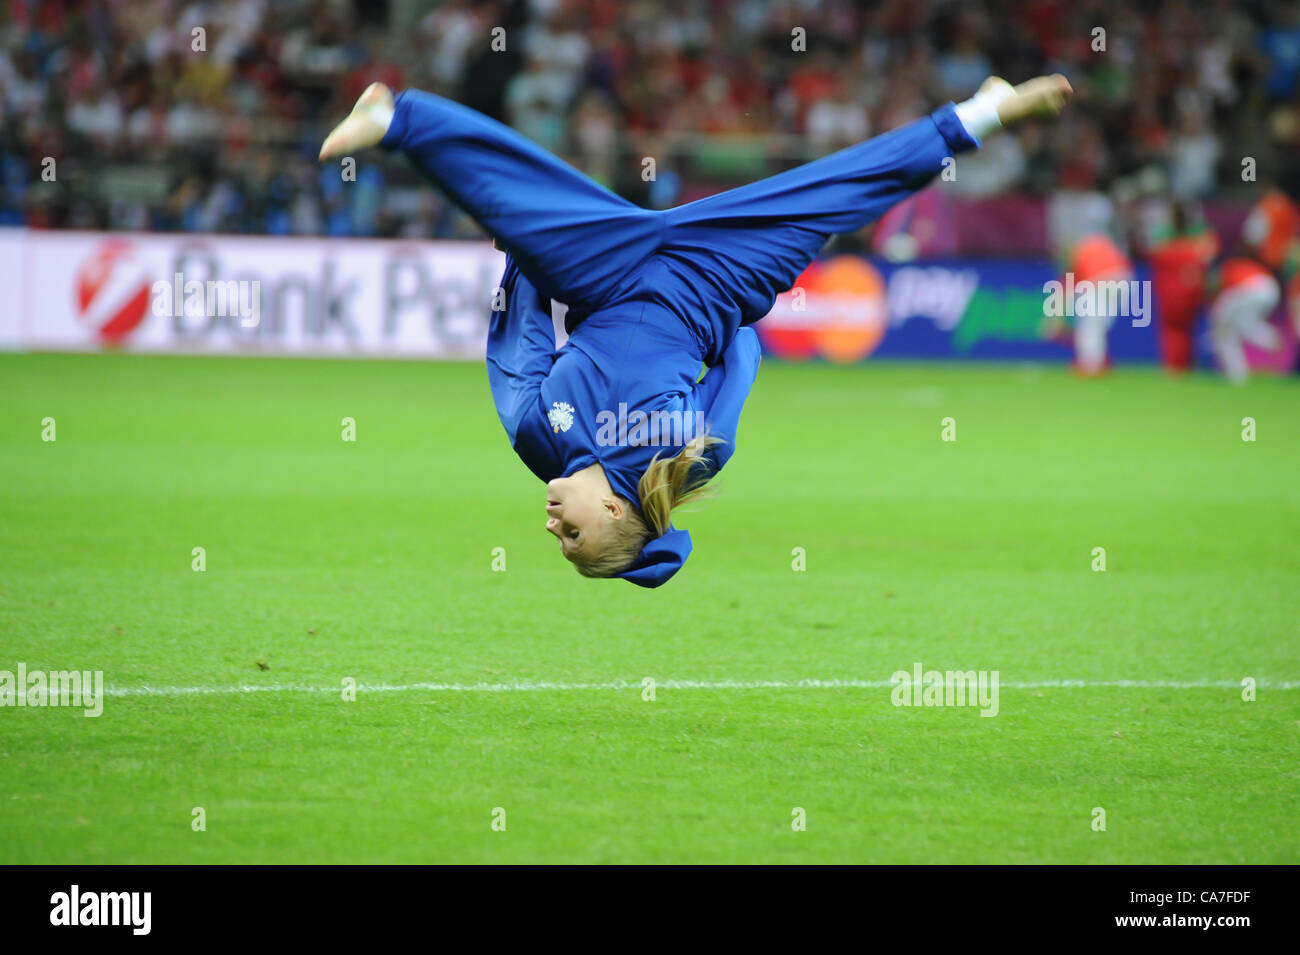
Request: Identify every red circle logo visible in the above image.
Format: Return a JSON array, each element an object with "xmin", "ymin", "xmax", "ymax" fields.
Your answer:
[
  {"xmin": 758, "ymin": 256, "xmax": 888, "ymax": 362},
  {"xmin": 74, "ymin": 240, "xmax": 152, "ymax": 345}
]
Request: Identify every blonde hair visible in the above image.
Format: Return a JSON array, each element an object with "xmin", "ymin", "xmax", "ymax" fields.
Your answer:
[{"xmin": 573, "ymin": 433, "xmax": 723, "ymax": 579}]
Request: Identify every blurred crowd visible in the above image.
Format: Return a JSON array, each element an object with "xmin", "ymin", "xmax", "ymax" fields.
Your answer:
[{"xmin": 2, "ymin": 0, "xmax": 1299, "ymax": 245}]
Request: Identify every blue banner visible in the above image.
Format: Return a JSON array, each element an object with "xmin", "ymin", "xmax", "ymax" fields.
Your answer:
[{"xmin": 756, "ymin": 255, "xmax": 1160, "ymax": 363}]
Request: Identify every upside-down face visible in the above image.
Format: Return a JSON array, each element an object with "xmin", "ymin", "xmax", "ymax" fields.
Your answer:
[{"xmin": 545, "ymin": 470, "xmax": 624, "ymax": 564}]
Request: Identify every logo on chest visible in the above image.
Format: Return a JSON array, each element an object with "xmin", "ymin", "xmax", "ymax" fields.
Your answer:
[{"xmin": 547, "ymin": 401, "xmax": 575, "ymax": 433}]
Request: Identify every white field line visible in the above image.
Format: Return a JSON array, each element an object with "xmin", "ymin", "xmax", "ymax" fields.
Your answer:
[{"xmin": 85, "ymin": 677, "xmax": 1300, "ymax": 698}]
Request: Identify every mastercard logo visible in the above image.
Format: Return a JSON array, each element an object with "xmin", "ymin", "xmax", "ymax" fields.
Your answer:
[
  {"xmin": 758, "ymin": 256, "xmax": 888, "ymax": 363},
  {"xmin": 74, "ymin": 239, "xmax": 153, "ymax": 345}
]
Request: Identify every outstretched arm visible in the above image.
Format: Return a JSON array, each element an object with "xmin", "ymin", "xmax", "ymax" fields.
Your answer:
[
  {"xmin": 692, "ymin": 327, "xmax": 762, "ymax": 474},
  {"xmin": 486, "ymin": 260, "xmax": 560, "ymax": 476}
]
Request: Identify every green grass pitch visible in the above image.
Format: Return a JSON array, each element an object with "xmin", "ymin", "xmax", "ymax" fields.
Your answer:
[{"xmin": 1, "ymin": 351, "xmax": 1297, "ymax": 864}]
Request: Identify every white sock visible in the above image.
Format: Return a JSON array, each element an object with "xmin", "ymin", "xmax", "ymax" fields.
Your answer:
[
  {"xmin": 1075, "ymin": 314, "xmax": 1109, "ymax": 372},
  {"xmin": 954, "ymin": 84, "xmax": 1012, "ymax": 140}
]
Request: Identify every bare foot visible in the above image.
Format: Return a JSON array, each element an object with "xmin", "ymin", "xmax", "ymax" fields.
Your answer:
[
  {"xmin": 995, "ymin": 74, "xmax": 1073, "ymax": 126},
  {"xmin": 978, "ymin": 76, "xmax": 1015, "ymax": 103},
  {"xmin": 318, "ymin": 82, "xmax": 395, "ymax": 161}
]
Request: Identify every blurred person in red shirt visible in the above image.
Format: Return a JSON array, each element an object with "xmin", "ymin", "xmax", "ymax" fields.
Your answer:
[
  {"xmin": 1240, "ymin": 187, "xmax": 1300, "ymax": 273},
  {"xmin": 1058, "ymin": 233, "xmax": 1135, "ymax": 376},
  {"xmin": 1207, "ymin": 257, "xmax": 1282, "ymax": 383},
  {"xmin": 1147, "ymin": 201, "xmax": 1218, "ymax": 372},
  {"xmin": 1235, "ymin": 172, "xmax": 1300, "ymax": 372}
]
